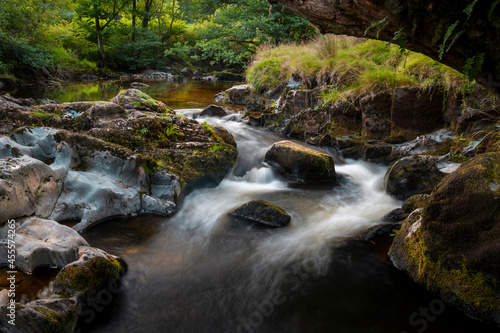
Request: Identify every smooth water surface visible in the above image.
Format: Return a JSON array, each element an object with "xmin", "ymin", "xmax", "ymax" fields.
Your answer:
[{"xmin": 2, "ymin": 79, "xmax": 238, "ymax": 109}]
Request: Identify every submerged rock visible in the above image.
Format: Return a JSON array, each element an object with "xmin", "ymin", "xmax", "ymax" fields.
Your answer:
[
  {"xmin": 199, "ymin": 105, "xmax": 227, "ymax": 117},
  {"xmin": 264, "ymin": 140, "xmax": 336, "ymax": 182},
  {"xmin": 131, "ymin": 82, "xmax": 149, "ymax": 88},
  {"xmin": 389, "ymin": 153, "xmax": 500, "ymax": 325},
  {"xmin": 0, "ymin": 217, "xmax": 89, "ymax": 273},
  {"xmin": 230, "ymin": 199, "xmax": 291, "ymax": 227},
  {"xmin": 385, "ymin": 155, "xmax": 445, "ymax": 201}
]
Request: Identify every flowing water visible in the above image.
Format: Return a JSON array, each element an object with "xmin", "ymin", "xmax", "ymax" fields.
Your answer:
[
  {"xmin": 5, "ymin": 79, "xmax": 498, "ymax": 332},
  {"xmin": 82, "ymin": 111, "xmax": 500, "ymax": 332}
]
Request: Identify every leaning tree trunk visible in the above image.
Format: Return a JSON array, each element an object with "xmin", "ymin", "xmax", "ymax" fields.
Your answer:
[{"xmin": 268, "ymin": 0, "xmax": 500, "ymax": 96}]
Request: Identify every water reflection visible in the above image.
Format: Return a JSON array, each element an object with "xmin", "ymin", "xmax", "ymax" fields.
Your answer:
[{"xmin": 2, "ymin": 79, "xmax": 239, "ymax": 109}]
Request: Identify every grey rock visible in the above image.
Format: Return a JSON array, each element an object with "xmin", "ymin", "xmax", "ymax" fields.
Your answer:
[
  {"xmin": 0, "ymin": 127, "xmax": 180, "ymax": 232},
  {"xmin": 0, "ymin": 156, "xmax": 60, "ymax": 222},
  {"xmin": 0, "ymin": 217, "xmax": 88, "ymax": 273}
]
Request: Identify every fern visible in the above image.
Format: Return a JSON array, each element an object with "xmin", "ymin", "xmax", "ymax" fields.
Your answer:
[
  {"xmin": 489, "ymin": 0, "xmax": 500, "ymax": 21},
  {"xmin": 364, "ymin": 16, "xmax": 388, "ymax": 39},
  {"xmin": 438, "ymin": 20, "xmax": 460, "ymax": 60},
  {"xmin": 463, "ymin": 53, "xmax": 485, "ymax": 82},
  {"xmin": 464, "ymin": 0, "xmax": 480, "ymax": 20},
  {"xmin": 392, "ymin": 27, "xmax": 408, "ymax": 55}
]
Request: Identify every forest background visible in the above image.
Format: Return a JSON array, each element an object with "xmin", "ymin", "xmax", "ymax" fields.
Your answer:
[{"xmin": 0, "ymin": 0, "xmax": 315, "ymax": 77}]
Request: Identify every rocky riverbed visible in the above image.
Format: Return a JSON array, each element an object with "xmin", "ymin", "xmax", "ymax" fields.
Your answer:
[
  {"xmin": 220, "ymin": 79, "xmax": 500, "ymax": 327},
  {"xmin": 0, "ymin": 89, "xmax": 238, "ymax": 332}
]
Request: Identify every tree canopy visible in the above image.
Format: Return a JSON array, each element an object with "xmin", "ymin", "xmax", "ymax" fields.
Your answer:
[{"xmin": 0, "ymin": 0, "xmax": 315, "ymax": 76}]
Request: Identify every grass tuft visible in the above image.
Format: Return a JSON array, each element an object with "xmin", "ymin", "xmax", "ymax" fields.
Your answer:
[{"xmin": 246, "ymin": 36, "xmax": 469, "ymax": 103}]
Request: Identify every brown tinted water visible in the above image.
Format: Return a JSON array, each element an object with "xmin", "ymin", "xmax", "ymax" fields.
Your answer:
[
  {"xmin": 1, "ymin": 79, "xmax": 240, "ymax": 110},
  {"xmin": 0, "ymin": 267, "xmax": 59, "ymax": 301}
]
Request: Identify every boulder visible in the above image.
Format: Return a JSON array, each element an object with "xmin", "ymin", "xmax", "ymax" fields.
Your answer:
[
  {"xmin": 389, "ymin": 153, "xmax": 500, "ymax": 324},
  {"xmin": 278, "ymin": 89, "xmax": 319, "ymax": 117},
  {"xmin": 0, "ymin": 128, "xmax": 181, "ymax": 232},
  {"xmin": 220, "ymin": 84, "xmax": 252, "ymax": 105},
  {"xmin": 391, "ymin": 87, "xmax": 445, "ymax": 140},
  {"xmin": 264, "ymin": 140, "xmax": 336, "ymax": 181},
  {"xmin": 0, "ymin": 217, "xmax": 89, "ymax": 273},
  {"xmin": 360, "ymin": 92, "xmax": 392, "ymax": 139},
  {"xmin": 385, "ymin": 155, "xmax": 445, "ymax": 201},
  {"xmin": 230, "ymin": 199, "xmax": 291, "ymax": 227},
  {"xmin": 0, "ymin": 298, "xmax": 80, "ymax": 333},
  {"xmin": 83, "ymin": 101, "xmax": 127, "ymax": 125},
  {"xmin": 456, "ymin": 107, "xmax": 500, "ymax": 135},
  {"xmin": 0, "ymin": 246, "xmax": 127, "ymax": 332},
  {"xmin": 54, "ymin": 246, "xmax": 127, "ymax": 301},
  {"xmin": 110, "ymin": 89, "xmax": 172, "ymax": 113},
  {"xmin": 199, "ymin": 105, "xmax": 227, "ymax": 117},
  {"xmin": 131, "ymin": 82, "xmax": 149, "ymax": 88},
  {"xmin": 0, "ymin": 156, "xmax": 60, "ymax": 223}
]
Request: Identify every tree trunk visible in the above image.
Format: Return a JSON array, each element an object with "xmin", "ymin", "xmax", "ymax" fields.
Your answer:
[
  {"xmin": 167, "ymin": 0, "xmax": 176, "ymax": 45},
  {"xmin": 95, "ymin": 17, "xmax": 105, "ymax": 63},
  {"xmin": 132, "ymin": 0, "xmax": 137, "ymax": 42},
  {"xmin": 142, "ymin": 0, "xmax": 154, "ymax": 30}
]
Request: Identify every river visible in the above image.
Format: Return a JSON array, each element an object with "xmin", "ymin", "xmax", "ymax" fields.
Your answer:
[{"xmin": 6, "ymin": 79, "xmax": 499, "ymax": 333}]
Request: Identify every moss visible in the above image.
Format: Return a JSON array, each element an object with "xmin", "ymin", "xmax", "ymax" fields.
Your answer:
[
  {"xmin": 402, "ymin": 194, "xmax": 430, "ymax": 213},
  {"xmin": 163, "ymin": 143, "xmax": 238, "ymax": 192},
  {"xmin": 56, "ymin": 255, "xmax": 126, "ymax": 298},
  {"xmin": 53, "ymin": 131, "xmax": 137, "ymax": 161},
  {"xmin": 230, "ymin": 199, "xmax": 291, "ymax": 227},
  {"xmin": 34, "ymin": 306, "xmax": 77, "ymax": 333},
  {"xmin": 393, "ymin": 221, "xmax": 500, "ymax": 317}
]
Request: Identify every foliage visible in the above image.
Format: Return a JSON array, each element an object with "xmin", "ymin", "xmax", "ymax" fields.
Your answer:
[
  {"xmin": 0, "ymin": 0, "xmax": 314, "ymax": 75},
  {"xmin": 165, "ymin": 0, "xmax": 315, "ymax": 69},
  {"xmin": 247, "ymin": 38, "xmax": 470, "ymax": 103}
]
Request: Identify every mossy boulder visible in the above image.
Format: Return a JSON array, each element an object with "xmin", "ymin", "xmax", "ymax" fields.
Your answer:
[
  {"xmin": 264, "ymin": 140, "xmax": 336, "ymax": 182},
  {"xmin": 109, "ymin": 89, "xmax": 172, "ymax": 114},
  {"xmin": 401, "ymin": 194, "xmax": 430, "ymax": 214},
  {"xmin": 385, "ymin": 155, "xmax": 445, "ymax": 201},
  {"xmin": 389, "ymin": 153, "xmax": 500, "ymax": 324},
  {"xmin": 55, "ymin": 246, "xmax": 127, "ymax": 301},
  {"xmin": 230, "ymin": 199, "xmax": 291, "ymax": 227},
  {"xmin": 82, "ymin": 101, "xmax": 127, "ymax": 126},
  {"xmin": 0, "ymin": 298, "xmax": 80, "ymax": 333}
]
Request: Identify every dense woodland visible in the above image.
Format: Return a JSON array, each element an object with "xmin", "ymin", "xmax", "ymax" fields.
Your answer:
[{"xmin": 0, "ymin": 0, "xmax": 315, "ymax": 77}]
